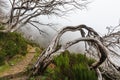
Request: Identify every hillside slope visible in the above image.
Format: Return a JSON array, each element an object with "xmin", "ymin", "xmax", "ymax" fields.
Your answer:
[{"xmin": 0, "ymin": 31, "xmax": 42, "ymax": 79}]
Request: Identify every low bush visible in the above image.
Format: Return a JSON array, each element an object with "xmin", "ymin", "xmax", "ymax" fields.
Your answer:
[
  {"xmin": 0, "ymin": 32, "xmax": 27, "ymax": 65},
  {"xmin": 45, "ymin": 50, "xmax": 97, "ymax": 80}
]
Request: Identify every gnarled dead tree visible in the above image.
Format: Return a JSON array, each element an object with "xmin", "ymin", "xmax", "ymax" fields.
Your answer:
[
  {"xmin": 1, "ymin": 1, "xmax": 120, "ymax": 80},
  {"xmin": 100, "ymin": 24, "xmax": 120, "ymax": 80},
  {"xmin": 27, "ymin": 24, "xmax": 119, "ymax": 80},
  {"xmin": 0, "ymin": 0, "xmax": 89, "ymax": 33}
]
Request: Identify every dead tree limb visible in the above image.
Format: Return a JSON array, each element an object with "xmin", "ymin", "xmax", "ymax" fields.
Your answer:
[
  {"xmin": 30, "ymin": 24, "xmax": 120, "ymax": 79},
  {"xmin": 29, "ymin": 24, "xmax": 108, "ymax": 80}
]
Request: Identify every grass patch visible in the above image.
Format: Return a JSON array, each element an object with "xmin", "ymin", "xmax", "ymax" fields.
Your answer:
[
  {"xmin": 8, "ymin": 55, "xmax": 24, "ymax": 66},
  {"xmin": 0, "ymin": 55, "xmax": 24, "ymax": 75},
  {"xmin": 0, "ymin": 64, "xmax": 9, "ymax": 74}
]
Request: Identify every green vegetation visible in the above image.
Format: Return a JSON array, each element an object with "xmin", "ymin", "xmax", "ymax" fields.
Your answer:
[
  {"xmin": 0, "ymin": 32, "xmax": 27, "ymax": 65},
  {"xmin": 0, "ymin": 24, "xmax": 97, "ymax": 80},
  {"xmin": 0, "ymin": 55, "xmax": 23, "ymax": 75},
  {"xmin": 51, "ymin": 51, "xmax": 97, "ymax": 80},
  {"xmin": 36, "ymin": 50, "xmax": 97, "ymax": 80}
]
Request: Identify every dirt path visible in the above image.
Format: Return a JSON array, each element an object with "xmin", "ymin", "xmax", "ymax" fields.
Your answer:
[{"xmin": 0, "ymin": 45, "xmax": 36, "ymax": 79}]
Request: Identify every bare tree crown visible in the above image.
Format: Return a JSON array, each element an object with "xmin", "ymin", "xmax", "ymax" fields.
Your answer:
[{"xmin": 0, "ymin": 0, "xmax": 89, "ymax": 33}]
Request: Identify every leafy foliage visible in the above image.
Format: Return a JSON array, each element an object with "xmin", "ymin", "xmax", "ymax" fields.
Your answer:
[
  {"xmin": 46, "ymin": 51, "xmax": 97, "ymax": 80},
  {"xmin": 0, "ymin": 32, "xmax": 27, "ymax": 65}
]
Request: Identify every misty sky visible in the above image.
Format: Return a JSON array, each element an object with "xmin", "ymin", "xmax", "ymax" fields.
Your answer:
[
  {"xmin": 47, "ymin": 0, "xmax": 120, "ymax": 35},
  {"xmin": 4, "ymin": 0, "xmax": 120, "ymax": 35}
]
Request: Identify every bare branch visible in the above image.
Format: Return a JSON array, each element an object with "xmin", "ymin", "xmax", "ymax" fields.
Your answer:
[
  {"xmin": 0, "ymin": 0, "xmax": 89, "ymax": 33},
  {"xmin": 29, "ymin": 24, "xmax": 108, "ymax": 77}
]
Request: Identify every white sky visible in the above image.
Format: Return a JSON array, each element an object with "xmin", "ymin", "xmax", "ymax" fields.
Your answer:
[
  {"xmin": 3, "ymin": 0, "xmax": 120, "ymax": 35},
  {"xmin": 48, "ymin": 0, "xmax": 120, "ymax": 35}
]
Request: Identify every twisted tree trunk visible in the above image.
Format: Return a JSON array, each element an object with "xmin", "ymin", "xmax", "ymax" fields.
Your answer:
[{"xmin": 29, "ymin": 25, "xmax": 110, "ymax": 80}]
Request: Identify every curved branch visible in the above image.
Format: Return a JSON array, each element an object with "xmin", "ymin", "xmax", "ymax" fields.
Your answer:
[
  {"xmin": 63, "ymin": 37, "xmax": 107, "ymax": 69},
  {"xmin": 31, "ymin": 24, "xmax": 107, "ymax": 76}
]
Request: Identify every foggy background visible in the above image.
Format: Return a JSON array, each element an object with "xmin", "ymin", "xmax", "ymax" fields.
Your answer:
[
  {"xmin": 40, "ymin": 0, "xmax": 120, "ymax": 52},
  {"xmin": 0, "ymin": 0, "xmax": 120, "ymax": 66},
  {"xmin": 47, "ymin": 0, "xmax": 120, "ymax": 34},
  {"xmin": 1, "ymin": 0, "xmax": 120, "ymax": 52}
]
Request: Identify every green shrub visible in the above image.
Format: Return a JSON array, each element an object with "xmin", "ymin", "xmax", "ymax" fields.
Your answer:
[
  {"xmin": 47, "ymin": 51, "xmax": 97, "ymax": 80},
  {"xmin": 0, "ymin": 32, "xmax": 27, "ymax": 65}
]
